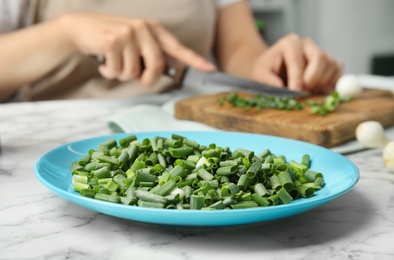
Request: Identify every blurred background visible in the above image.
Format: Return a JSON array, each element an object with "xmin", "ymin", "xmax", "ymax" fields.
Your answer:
[{"xmin": 250, "ymin": 0, "xmax": 394, "ymax": 76}]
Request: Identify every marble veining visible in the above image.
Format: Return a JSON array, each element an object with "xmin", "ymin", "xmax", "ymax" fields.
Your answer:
[{"xmin": 1, "ymin": 90, "xmax": 394, "ymax": 260}]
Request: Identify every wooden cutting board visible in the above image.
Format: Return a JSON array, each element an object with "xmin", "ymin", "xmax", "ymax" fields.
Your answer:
[{"xmin": 174, "ymin": 89, "xmax": 394, "ymax": 148}]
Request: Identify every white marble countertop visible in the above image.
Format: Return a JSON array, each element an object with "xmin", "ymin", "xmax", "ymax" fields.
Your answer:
[{"xmin": 1, "ymin": 88, "xmax": 394, "ymax": 260}]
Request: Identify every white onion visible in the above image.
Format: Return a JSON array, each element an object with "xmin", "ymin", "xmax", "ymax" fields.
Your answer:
[
  {"xmin": 383, "ymin": 142, "xmax": 394, "ymax": 172},
  {"xmin": 335, "ymin": 74, "xmax": 362, "ymax": 98},
  {"xmin": 355, "ymin": 120, "xmax": 393, "ymax": 172},
  {"xmin": 196, "ymin": 156, "xmax": 210, "ymax": 168},
  {"xmin": 355, "ymin": 121, "xmax": 389, "ymax": 148}
]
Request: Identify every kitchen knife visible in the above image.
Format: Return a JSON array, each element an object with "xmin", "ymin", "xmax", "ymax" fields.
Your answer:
[{"xmin": 94, "ymin": 56, "xmax": 307, "ymax": 97}]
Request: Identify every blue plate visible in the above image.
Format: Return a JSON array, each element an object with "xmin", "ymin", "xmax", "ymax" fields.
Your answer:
[{"xmin": 34, "ymin": 131, "xmax": 359, "ymax": 227}]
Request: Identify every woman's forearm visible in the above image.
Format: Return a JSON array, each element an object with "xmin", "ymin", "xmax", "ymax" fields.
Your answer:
[
  {"xmin": 215, "ymin": 1, "xmax": 342, "ymax": 92},
  {"xmin": 214, "ymin": 0, "xmax": 267, "ymax": 78},
  {"xmin": 0, "ymin": 12, "xmax": 217, "ymax": 101},
  {"xmin": 0, "ymin": 16, "xmax": 76, "ymax": 100}
]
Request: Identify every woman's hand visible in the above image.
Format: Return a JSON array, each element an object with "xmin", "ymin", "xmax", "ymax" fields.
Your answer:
[
  {"xmin": 251, "ymin": 34, "xmax": 343, "ymax": 93},
  {"xmin": 61, "ymin": 13, "xmax": 216, "ymax": 86}
]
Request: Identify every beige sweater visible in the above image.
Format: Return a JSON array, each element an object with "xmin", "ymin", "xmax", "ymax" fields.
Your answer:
[{"xmin": 1, "ymin": 0, "xmax": 240, "ymax": 101}]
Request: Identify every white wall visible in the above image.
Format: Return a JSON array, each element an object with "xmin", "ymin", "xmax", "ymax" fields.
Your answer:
[{"xmin": 251, "ymin": 0, "xmax": 394, "ymax": 74}]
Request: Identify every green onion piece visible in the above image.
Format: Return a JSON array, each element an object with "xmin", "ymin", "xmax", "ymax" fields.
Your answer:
[
  {"xmin": 109, "ymin": 147, "xmax": 119, "ymax": 157},
  {"xmin": 254, "ymin": 183, "xmax": 269, "ymax": 197},
  {"xmin": 269, "ymin": 175, "xmax": 282, "ymax": 191},
  {"xmin": 197, "ymin": 168, "xmax": 214, "ymax": 181},
  {"xmin": 230, "ymin": 201, "xmax": 259, "ymax": 209},
  {"xmin": 139, "ymin": 138, "xmax": 151, "ymax": 151},
  {"xmin": 277, "ymin": 188, "xmax": 293, "ymax": 204},
  {"xmin": 278, "ymin": 171, "xmax": 294, "ymax": 192},
  {"xmin": 74, "ymin": 170, "xmax": 90, "ymax": 177},
  {"xmin": 98, "ymin": 178, "xmax": 112, "ymax": 185},
  {"xmin": 297, "ymin": 185, "xmax": 315, "ymax": 198},
  {"xmin": 154, "ymin": 164, "xmax": 165, "ymax": 175},
  {"xmin": 301, "ymin": 154, "xmax": 310, "ymax": 167},
  {"xmin": 223, "ymin": 197, "xmax": 236, "ymax": 206},
  {"xmin": 92, "ymin": 167, "xmax": 111, "ymax": 179},
  {"xmin": 315, "ymin": 177, "xmax": 325, "ymax": 187},
  {"xmin": 241, "ymin": 192, "xmax": 253, "ymax": 201},
  {"xmin": 302, "ymin": 182, "xmax": 322, "ymax": 190},
  {"xmin": 95, "ymin": 193, "xmax": 120, "ymax": 203},
  {"xmin": 183, "ymin": 138, "xmax": 200, "ymax": 149},
  {"xmin": 98, "ymin": 144, "xmax": 108, "ymax": 154},
  {"xmin": 208, "ymin": 200, "xmax": 225, "ymax": 209},
  {"xmin": 135, "ymin": 171, "xmax": 156, "ymax": 185},
  {"xmin": 268, "ymin": 194, "xmax": 281, "ymax": 206},
  {"xmin": 204, "ymin": 193, "xmax": 213, "ymax": 206},
  {"xmin": 78, "ymin": 154, "xmax": 91, "ymax": 166},
  {"xmin": 184, "ymin": 173, "xmax": 197, "ymax": 181},
  {"xmin": 202, "ymin": 149, "xmax": 220, "ymax": 158},
  {"xmin": 98, "ymin": 187, "xmax": 110, "ymax": 195},
  {"xmin": 237, "ymin": 174, "xmax": 249, "ymax": 191},
  {"xmin": 135, "ymin": 190, "xmax": 168, "ymax": 204},
  {"xmin": 207, "ymin": 157, "xmax": 220, "ymax": 165},
  {"xmin": 165, "ymin": 193, "xmax": 180, "ymax": 204},
  {"xmin": 190, "ymin": 194, "xmax": 205, "ymax": 210},
  {"xmin": 105, "ymin": 180, "xmax": 119, "ymax": 192},
  {"xmin": 126, "ymin": 144, "xmax": 139, "ymax": 162},
  {"xmin": 169, "ymin": 165, "xmax": 186, "ymax": 179},
  {"xmin": 219, "ymin": 160, "xmax": 240, "ymax": 167},
  {"xmin": 234, "ymin": 148, "xmax": 255, "ymax": 161},
  {"xmin": 137, "ymin": 200, "xmax": 165, "ymax": 208},
  {"xmin": 70, "ymin": 161, "xmax": 83, "ymax": 174},
  {"xmin": 246, "ymin": 161, "xmax": 262, "ymax": 179},
  {"xmin": 193, "ymin": 182, "xmax": 213, "ymax": 195},
  {"xmin": 73, "ymin": 182, "xmax": 90, "ymax": 192},
  {"xmin": 72, "ymin": 175, "xmax": 88, "ymax": 184},
  {"xmin": 171, "ymin": 133, "xmax": 186, "ymax": 141},
  {"xmin": 157, "ymin": 153, "xmax": 167, "ymax": 167},
  {"xmin": 258, "ymin": 149, "xmax": 271, "ymax": 159},
  {"xmin": 150, "ymin": 138, "xmax": 158, "ymax": 152},
  {"xmin": 139, "ymin": 181, "xmax": 156, "ymax": 188},
  {"xmin": 154, "ymin": 179, "xmax": 177, "ymax": 196},
  {"xmin": 80, "ymin": 188, "xmax": 96, "ymax": 198},
  {"xmin": 174, "ymin": 159, "xmax": 196, "ymax": 170},
  {"xmin": 251, "ymin": 193, "xmax": 270, "ymax": 206},
  {"xmin": 116, "ymin": 151, "xmax": 129, "ymax": 167},
  {"xmin": 130, "ymin": 158, "xmax": 146, "ymax": 172},
  {"xmin": 100, "ymin": 138, "xmax": 117, "ymax": 149},
  {"xmin": 177, "ymin": 179, "xmax": 191, "ymax": 189},
  {"xmin": 164, "ymin": 138, "xmax": 182, "ymax": 148},
  {"xmin": 304, "ymin": 170, "xmax": 323, "ymax": 182},
  {"xmin": 146, "ymin": 152, "xmax": 158, "ymax": 166},
  {"xmin": 187, "ymin": 154, "xmax": 200, "ymax": 164},
  {"xmin": 289, "ymin": 161, "xmax": 308, "ymax": 173},
  {"xmin": 264, "ymin": 155, "xmax": 274, "ymax": 164},
  {"xmin": 119, "ymin": 135, "xmax": 137, "ymax": 147},
  {"xmin": 220, "ymin": 183, "xmax": 239, "ymax": 198},
  {"xmin": 242, "ymin": 157, "xmax": 251, "ymax": 169},
  {"xmin": 121, "ymin": 186, "xmax": 137, "ymax": 205},
  {"xmin": 261, "ymin": 163, "xmax": 271, "ymax": 171},
  {"xmin": 324, "ymin": 92, "xmax": 340, "ymax": 111},
  {"xmin": 273, "ymin": 157, "xmax": 285, "ymax": 165},
  {"xmin": 169, "ymin": 146, "xmax": 194, "ymax": 158},
  {"xmin": 275, "ymin": 164, "xmax": 288, "ymax": 172},
  {"xmin": 216, "ymin": 165, "xmax": 237, "ymax": 176}
]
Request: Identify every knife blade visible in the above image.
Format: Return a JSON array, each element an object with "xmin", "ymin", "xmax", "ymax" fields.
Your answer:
[
  {"xmin": 93, "ymin": 56, "xmax": 307, "ymax": 97},
  {"xmin": 182, "ymin": 67, "xmax": 307, "ymax": 97}
]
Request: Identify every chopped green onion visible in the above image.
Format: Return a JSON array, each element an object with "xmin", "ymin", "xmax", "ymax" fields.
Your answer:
[{"xmin": 70, "ymin": 134, "xmax": 325, "ymax": 210}]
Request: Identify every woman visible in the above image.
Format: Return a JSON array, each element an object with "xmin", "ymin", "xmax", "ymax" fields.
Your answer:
[{"xmin": 0, "ymin": 0, "xmax": 342, "ymax": 102}]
